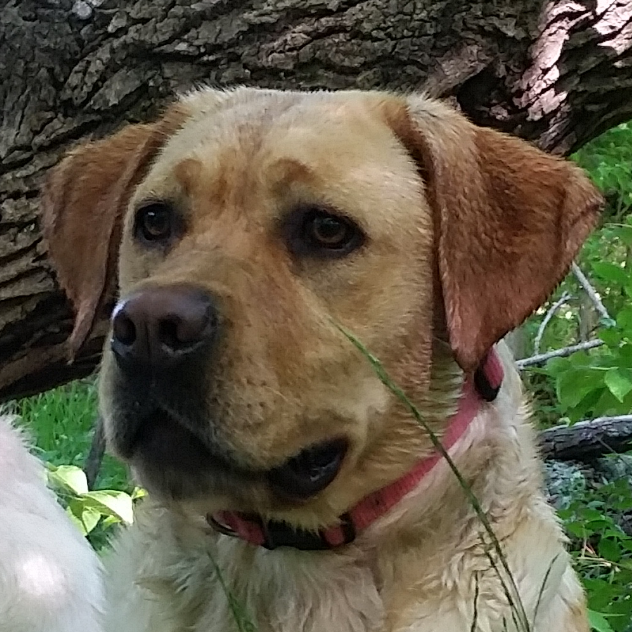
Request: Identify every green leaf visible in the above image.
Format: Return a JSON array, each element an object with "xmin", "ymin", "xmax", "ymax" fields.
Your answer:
[
  {"xmin": 65, "ymin": 506, "xmax": 87, "ymax": 535},
  {"xmin": 48, "ymin": 465, "xmax": 89, "ymax": 495},
  {"xmin": 542, "ymin": 357, "xmax": 569, "ymax": 376},
  {"xmin": 615, "ymin": 224, "xmax": 632, "ymax": 246},
  {"xmin": 585, "ymin": 578, "xmax": 617, "ymax": 611},
  {"xmin": 591, "ymin": 262, "xmax": 628, "ymax": 287},
  {"xmin": 81, "ymin": 490, "xmax": 134, "ymax": 524},
  {"xmin": 598, "ymin": 328, "xmax": 621, "ymax": 347},
  {"xmin": 604, "ymin": 368, "xmax": 632, "ymax": 402},
  {"xmin": 599, "ymin": 317, "xmax": 617, "ymax": 330},
  {"xmin": 619, "ymin": 343, "xmax": 632, "ymax": 362},
  {"xmin": 616, "ymin": 306, "xmax": 632, "ymax": 332},
  {"xmin": 581, "ymin": 508, "xmax": 610, "ymax": 522},
  {"xmin": 131, "ymin": 487, "xmax": 148, "ymax": 501},
  {"xmin": 588, "ymin": 610, "xmax": 615, "ymax": 632},
  {"xmin": 564, "ymin": 521, "xmax": 587, "ymax": 538},
  {"xmin": 81, "ymin": 507, "xmax": 102, "ymax": 534},
  {"xmin": 556, "ymin": 369, "xmax": 604, "ymax": 412},
  {"xmin": 569, "ymin": 352, "xmax": 596, "ymax": 368},
  {"xmin": 67, "ymin": 499, "xmax": 101, "ymax": 535},
  {"xmin": 598, "ymin": 537, "xmax": 622, "ymax": 563},
  {"xmin": 592, "ymin": 386, "xmax": 632, "ymax": 418},
  {"xmin": 586, "ymin": 519, "xmax": 614, "ymax": 532},
  {"xmin": 101, "ymin": 515, "xmax": 120, "ymax": 529}
]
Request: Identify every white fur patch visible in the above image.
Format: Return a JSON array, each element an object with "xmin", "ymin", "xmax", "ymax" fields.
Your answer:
[{"xmin": 0, "ymin": 416, "xmax": 104, "ymax": 632}]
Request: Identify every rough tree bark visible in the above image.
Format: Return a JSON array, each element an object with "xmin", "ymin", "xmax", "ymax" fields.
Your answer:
[
  {"xmin": 540, "ymin": 416, "xmax": 632, "ymax": 461},
  {"xmin": 1, "ymin": 0, "xmax": 632, "ymax": 402}
]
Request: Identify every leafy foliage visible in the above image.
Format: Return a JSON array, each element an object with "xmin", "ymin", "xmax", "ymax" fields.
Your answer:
[
  {"xmin": 524, "ymin": 218, "xmax": 632, "ymax": 424},
  {"xmin": 47, "ymin": 462, "xmax": 145, "ymax": 549},
  {"xmin": 5, "ymin": 380, "xmax": 136, "ymax": 549},
  {"xmin": 9, "ymin": 379, "xmax": 128, "ymax": 491},
  {"xmin": 560, "ymin": 478, "xmax": 632, "ymax": 632},
  {"xmin": 574, "ymin": 123, "xmax": 632, "ymax": 223},
  {"xmin": 519, "ymin": 123, "xmax": 632, "ymax": 630}
]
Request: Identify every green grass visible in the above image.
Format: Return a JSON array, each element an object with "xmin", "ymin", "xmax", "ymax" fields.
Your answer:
[{"xmin": 5, "ymin": 379, "xmax": 129, "ymax": 492}]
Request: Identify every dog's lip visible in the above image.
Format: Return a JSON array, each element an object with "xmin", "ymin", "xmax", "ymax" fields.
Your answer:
[
  {"xmin": 124, "ymin": 408, "xmax": 348, "ymax": 502},
  {"xmin": 126, "ymin": 408, "xmax": 228, "ymax": 473},
  {"xmin": 267, "ymin": 438, "xmax": 348, "ymax": 501}
]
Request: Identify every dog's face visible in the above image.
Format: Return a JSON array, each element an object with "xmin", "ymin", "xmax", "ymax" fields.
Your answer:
[
  {"xmin": 42, "ymin": 88, "xmax": 602, "ymax": 525},
  {"xmin": 105, "ymin": 91, "xmax": 438, "ymax": 516}
]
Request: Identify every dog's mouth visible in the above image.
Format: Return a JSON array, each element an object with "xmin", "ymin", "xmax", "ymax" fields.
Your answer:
[
  {"xmin": 267, "ymin": 437, "xmax": 348, "ymax": 501},
  {"xmin": 126, "ymin": 408, "xmax": 348, "ymax": 502}
]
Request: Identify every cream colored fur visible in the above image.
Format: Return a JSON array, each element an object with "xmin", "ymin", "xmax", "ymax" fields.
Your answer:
[
  {"xmin": 0, "ymin": 416, "xmax": 104, "ymax": 632},
  {"xmin": 39, "ymin": 86, "xmax": 599, "ymax": 632},
  {"xmin": 103, "ymin": 343, "xmax": 584, "ymax": 632}
]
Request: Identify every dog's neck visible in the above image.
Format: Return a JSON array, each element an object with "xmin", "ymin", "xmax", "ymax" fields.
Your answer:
[{"xmin": 208, "ymin": 346, "xmax": 503, "ymax": 551}]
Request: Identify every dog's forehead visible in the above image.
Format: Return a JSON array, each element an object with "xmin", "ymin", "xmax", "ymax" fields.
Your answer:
[
  {"xmin": 136, "ymin": 89, "xmax": 426, "ymax": 228},
  {"xmin": 160, "ymin": 88, "xmax": 396, "ymax": 164}
]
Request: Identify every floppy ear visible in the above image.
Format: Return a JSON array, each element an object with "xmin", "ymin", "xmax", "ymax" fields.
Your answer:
[
  {"xmin": 387, "ymin": 97, "xmax": 603, "ymax": 372},
  {"xmin": 40, "ymin": 107, "xmax": 188, "ymax": 359}
]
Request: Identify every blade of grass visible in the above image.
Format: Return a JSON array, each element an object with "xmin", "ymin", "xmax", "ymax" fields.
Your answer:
[
  {"xmin": 483, "ymin": 537, "xmax": 523, "ymax": 631},
  {"xmin": 206, "ymin": 550, "xmax": 257, "ymax": 632},
  {"xmin": 339, "ymin": 325, "xmax": 531, "ymax": 632},
  {"xmin": 470, "ymin": 572, "xmax": 480, "ymax": 632},
  {"xmin": 532, "ymin": 554, "xmax": 559, "ymax": 628}
]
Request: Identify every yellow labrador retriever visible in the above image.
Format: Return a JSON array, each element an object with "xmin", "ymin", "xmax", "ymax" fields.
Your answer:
[
  {"xmin": 41, "ymin": 87, "xmax": 602, "ymax": 632},
  {"xmin": 0, "ymin": 416, "xmax": 104, "ymax": 631}
]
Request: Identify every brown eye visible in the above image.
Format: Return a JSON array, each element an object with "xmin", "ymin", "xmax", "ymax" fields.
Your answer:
[
  {"xmin": 134, "ymin": 203, "xmax": 174, "ymax": 243},
  {"xmin": 286, "ymin": 207, "xmax": 364, "ymax": 258},
  {"xmin": 309, "ymin": 214, "xmax": 351, "ymax": 247}
]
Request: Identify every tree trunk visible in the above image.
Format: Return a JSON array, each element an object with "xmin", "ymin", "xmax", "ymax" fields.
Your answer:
[{"xmin": 1, "ymin": 0, "xmax": 632, "ymax": 402}]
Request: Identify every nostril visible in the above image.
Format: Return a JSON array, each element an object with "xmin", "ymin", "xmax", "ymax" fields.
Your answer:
[
  {"xmin": 113, "ymin": 312, "xmax": 137, "ymax": 346},
  {"xmin": 158, "ymin": 303, "xmax": 214, "ymax": 351},
  {"xmin": 158, "ymin": 318, "xmax": 181, "ymax": 350},
  {"xmin": 157, "ymin": 309, "xmax": 211, "ymax": 350}
]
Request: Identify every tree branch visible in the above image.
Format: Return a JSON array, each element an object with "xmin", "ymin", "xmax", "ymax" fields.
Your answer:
[
  {"xmin": 533, "ymin": 291, "xmax": 574, "ymax": 355},
  {"xmin": 517, "ymin": 339, "xmax": 604, "ymax": 369},
  {"xmin": 571, "ymin": 263, "xmax": 611, "ymax": 322}
]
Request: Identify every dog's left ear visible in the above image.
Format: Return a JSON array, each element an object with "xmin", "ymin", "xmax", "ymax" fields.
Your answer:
[{"xmin": 384, "ymin": 97, "xmax": 603, "ymax": 372}]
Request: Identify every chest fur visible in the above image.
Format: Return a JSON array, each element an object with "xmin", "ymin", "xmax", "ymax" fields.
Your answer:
[{"xmin": 138, "ymin": 536, "xmax": 384, "ymax": 632}]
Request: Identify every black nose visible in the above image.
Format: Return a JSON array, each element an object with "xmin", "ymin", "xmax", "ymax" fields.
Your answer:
[{"xmin": 111, "ymin": 284, "xmax": 218, "ymax": 369}]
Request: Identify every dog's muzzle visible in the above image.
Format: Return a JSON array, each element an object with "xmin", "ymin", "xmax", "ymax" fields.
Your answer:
[{"xmin": 107, "ymin": 283, "xmax": 349, "ymax": 503}]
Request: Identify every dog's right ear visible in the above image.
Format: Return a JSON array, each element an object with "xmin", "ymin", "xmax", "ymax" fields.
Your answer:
[{"xmin": 41, "ymin": 107, "xmax": 187, "ymax": 359}]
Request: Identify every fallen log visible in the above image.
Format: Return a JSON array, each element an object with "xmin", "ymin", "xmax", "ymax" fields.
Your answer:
[{"xmin": 539, "ymin": 416, "xmax": 632, "ymax": 461}]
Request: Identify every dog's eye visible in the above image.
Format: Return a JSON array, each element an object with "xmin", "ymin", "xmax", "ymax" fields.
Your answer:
[
  {"xmin": 287, "ymin": 207, "xmax": 364, "ymax": 258},
  {"xmin": 134, "ymin": 203, "xmax": 174, "ymax": 243},
  {"xmin": 309, "ymin": 214, "xmax": 351, "ymax": 247}
]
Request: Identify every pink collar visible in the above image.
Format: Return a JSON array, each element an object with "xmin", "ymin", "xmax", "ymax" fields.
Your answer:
[{"xmin": 209, "ymin": 349, "xmax": 504, "ymax": 551}]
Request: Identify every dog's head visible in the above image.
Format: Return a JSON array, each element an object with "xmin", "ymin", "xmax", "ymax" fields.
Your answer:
[{"xmin": 42, "ymin": 88, "xmax": 601, "ymax": 525}]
